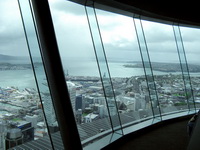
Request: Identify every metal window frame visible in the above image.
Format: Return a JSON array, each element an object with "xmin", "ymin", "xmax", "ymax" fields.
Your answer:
[{"xmin": 30, "ymin": 0, "xmax": 82, "ymax": 149}]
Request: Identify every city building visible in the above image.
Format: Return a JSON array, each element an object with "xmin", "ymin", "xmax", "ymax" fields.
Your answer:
[
  {"xmin": 75, "ymin": 95, "xmax": 84, "ymax": 111},
  {"xmin": 0, "ymin": 121, "xmax": 6, "ymax": 150},
  {"xmin": 25, "ymin": 115, "xmax": 38, "ymax": 129},
  {"xmin": 43, "ymin": 95, "xmax": 56, "ymax": 126},
  {"xmin": 5, "ymin": 128, "xmax": 23, "ymax": 149},
  {"xmin": 67, "ymin": 81, "xmax": 77, "ymax": 115}
]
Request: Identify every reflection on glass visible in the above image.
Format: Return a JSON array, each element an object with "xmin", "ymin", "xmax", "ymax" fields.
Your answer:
[
  {"xmin": 85, "ymin": 5, "xmax": 123, "ymax": 136},
  {"xmin": 173, "ymin": 25, "xmax": 196, "ymax": 111},
  {"xmin": 48, "ymin": 0, "xmax": 115, "ymax": 146},
  {"xmin": 95, "ymin": 9, "xmax": 153, "ymax": 127},
  {"xmin": 134, "ymin": 19, "xmax": 161, "ymax": 120},
  {"xmin": 0, "ymin": 0, "xmax": 57, "ymax": 149},
  {"xmin": 18, "ymin": 0, "xmax": 65, "ymax": 149},
  {"xmin": 142, "ymin": 20, "xmax": 190, "ymax": 114},
  {"xmin": 181, "ymin": 26, "xmax": 200, "ymax": 110}
]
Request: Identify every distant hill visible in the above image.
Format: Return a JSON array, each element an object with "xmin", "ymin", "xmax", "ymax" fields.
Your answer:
[
  {"xmin": 0, "ymin": 54, "xmax": 43, "ymax": 64},
  {"xmin": 0, "ymin": 54, "xmax": 17, "ymax": 60},
  {"xmin": 124, "ymin": 62, "xmax": 200, "ymax": 73},
  {"xmin": 0, "ymin": 54, "xmax": 31, "ymax": 64}
]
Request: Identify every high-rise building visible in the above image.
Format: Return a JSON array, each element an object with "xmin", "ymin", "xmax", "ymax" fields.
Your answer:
[
  {"xmin": 76, "ymin": 109, "xmax": 82, "ymax": 124},
  {"xmin": 67, "ymin": 81, "xmax": 76, "ymax": 115},
  {"xmin": 0, "ymin": 121, "xmax": 7, "ymax": 150},
  {"xmin": 43, "ymin": 95, "xmax": 56, "ymax": 125},
  {"xmin": 17, "ymin": 121, "xmax": 34, "ymax": 143},
  {"xmin": 107, "ymin": 99, "xmax": 117, "ymax": 116},
  {"xmin": 5, "ymin": 128, "xmax": 23, "ymax": 149},
  {"xmin": 98, "ymin": 105, "xmax": 106, "ymax": 118},
  {"xmin": 25, "ymin": 115, "xmax": 38, "ymax": 128},
  {"xmin": 76, "ymin": 95, "xmax": 84, "ymax": 111}
]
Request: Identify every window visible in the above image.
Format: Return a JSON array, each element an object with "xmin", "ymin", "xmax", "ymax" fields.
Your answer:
[
  {"xmin": 96, "ymin": 10, "xmax": 153, "ymax": 126},
  {"xmin": 142, "ymin": 20, "xmax": 190, "ymax": 114},
  {"xmin": 48, "ymin": 1, "xmax": 198, "ymax": 149},
  {"xmin": 48, "ymin": 0, "xmax": 112, "ymax": 145},
  {"xmin": 0, "ymin": 0, "xmax": 56, "ymax": 149},
  {"xmin": 181, "ymin": 26, "xmax": 200, "ymax": 109}
]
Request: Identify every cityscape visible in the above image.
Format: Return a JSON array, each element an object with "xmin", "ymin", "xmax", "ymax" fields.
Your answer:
[{"xmin": 0, "ymin": 62, "xmax": 200, "ymax": 149}]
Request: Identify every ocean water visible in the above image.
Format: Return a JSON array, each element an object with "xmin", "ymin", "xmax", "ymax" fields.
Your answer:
[
  {"xmin": 0, "ymin": 59, "xmax": 199, "ymax": 90},
  {"xmin": 0, "ymin": 69, "xmax": 37, "ymax": 89},
  {"xmin": 0, "ymin": 61, "xmax": 141, "ymax": 89},
  {"xmin": 62, "ymin": 61, "xmax": 147, "ymax": 77}
]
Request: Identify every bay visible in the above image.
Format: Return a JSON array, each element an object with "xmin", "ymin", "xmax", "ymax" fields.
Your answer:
[
  {"xmin": 0, "ymin": 59, "xmax": 200, "ymax": 90},
  {"xmin": 0, "ymin": 69, "xmax": 37, "ymax": 89}
]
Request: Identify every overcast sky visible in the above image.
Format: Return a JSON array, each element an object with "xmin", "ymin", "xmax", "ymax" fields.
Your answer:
[{"xmin": 1, "ymin": 0, "xmax": 200, "ymax": 64}]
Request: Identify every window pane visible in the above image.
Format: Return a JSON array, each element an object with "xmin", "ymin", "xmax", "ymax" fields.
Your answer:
[
  {"xmin": 0, "ymin": 0, "xmax": 54, "ymax": 149},
  {"xmin": 134, "ymin": 19, "xmax": 161, "ymax": 120},
  {"xmin": 142, "ymin": 20, "xmax": 189, "ymax": 114},
  {"xmin": 181, "ymin": 26, "xmax": 200, "ymax": 110},
  {"xmin": 173, "ymin": 25, "xmax": 195, "ymax": 111},
  {"xmin": 48, "ymin": 0, "xmax": 112, "ymax": 146},
  {"xmin": 85, "ymin": 6, "xmax": 123, "ymax": 138},
  {"xmin": 96, "ymin": 10, "xmax": 154, "ymax": 126}
]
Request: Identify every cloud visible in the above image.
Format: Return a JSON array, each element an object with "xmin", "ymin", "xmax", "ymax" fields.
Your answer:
[
  {"xmin": 49, "ymin": 2, "xmax": 95, "ymax": 59},
  {"xmin": 181, "ymin": 27, "xmax": 200, "ymax": 42},
  {"xmin": 96, "ymin": 10, "xmax": 138, "ymax": 45},
  {"xmin": 0, "ymin": 0, "xmax": 30, "ymax": 56},
  {"xmin": 142, "ymin": 20, "xmax": 176, "ymax": 44},
  {"xmin": 1, "ymin": 0, "xmax": 200, "ymax": 65},
  {"xmin": 49, "ymin": 0, "xmax": 85, "ymax": 15},
  {"xmin": 141, "ymin": 20, "xmax": 200, "ymax": 60},
  {"xmin": 50, "ymin": 0, "xmax": 200, "ymax": 64}
]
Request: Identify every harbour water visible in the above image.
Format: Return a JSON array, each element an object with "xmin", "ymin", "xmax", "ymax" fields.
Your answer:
[
  {"xmin": 0, "ymin": 59, "xmax": 200, "ymax": 90},
  {"xmin": 0, "ymin": 69, "xmax": 37, "ymax": 89}
]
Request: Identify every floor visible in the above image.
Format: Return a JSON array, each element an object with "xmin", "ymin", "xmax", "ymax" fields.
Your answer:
[{"xmin": 102, "ymin": 118, "xmax": 191, "ymax": 150}]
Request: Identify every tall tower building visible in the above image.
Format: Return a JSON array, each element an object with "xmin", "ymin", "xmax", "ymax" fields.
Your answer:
[
  {"xmin": 67, "ymin": 81, "xmax": 76, "ymax": 115},
  {"xmin": 0, "ymin": 121, "xmax": 7, "ymax": 150},
  {"xmin": 43, "ymin": 94, "xmax": 56, "ymax": 126}
]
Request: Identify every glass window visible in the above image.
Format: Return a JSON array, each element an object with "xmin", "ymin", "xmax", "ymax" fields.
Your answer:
[
  {"xmin": 181, "ymin": 26, "xmax": 200, "ymax": 110},
  {"xmin": 134, "ymin": 18, "xmax": 161, "ymax": 121},
  {"xmin": 142, "ymin": 20, "xmax": 189, "ymax": 114},
  {"xmin": 96, "ymin": 10, "xmax": 153, "ymax": 125},
  {"xmin": 85, "ymin": 5, "xmax": 124, "ymax": 143},
  {"xmin": 173, "ymin": 25, "xmax": 195, "ymax": 111},
  {"xmin": 48, "ymin": 0, "xmax": 112, "ymax": 145},
  {"xmin": 0, "ymin": 0, "xmax": 54, "ymax": 149}
]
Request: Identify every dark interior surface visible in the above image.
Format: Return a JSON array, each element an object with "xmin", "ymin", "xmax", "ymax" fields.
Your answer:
[
  {"xmin": 70, "ymin": 0, "xmax": 200, "ymax": 27},
  {"xmin": 102, "ymin": 115, "xmax": 193, "ymax": 150},
  {"xmin": 115, "ymin": 0, "xmax": 200, "ymax": 26}
]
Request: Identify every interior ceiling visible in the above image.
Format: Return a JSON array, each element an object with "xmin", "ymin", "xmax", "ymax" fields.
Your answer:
[
  {"xmin": 114, "ymin": 0, "xmax": 200, "ymax": 27},
  {"xmin": 69, "ymin": 0, "xmax": 200, "ymax": 27}
]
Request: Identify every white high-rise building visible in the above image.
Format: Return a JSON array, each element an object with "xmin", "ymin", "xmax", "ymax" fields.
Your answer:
[
  {"xmin": 26, "ymin": 115, "xmax": 38, "ymax": 128},
  {"xmin": 43, "ymin": 95, "xmax": 56, "ymax": 125},
  {"xmin": 98, "ymin": 105, "xmax": 106, "ymax": 118},
  {"xmin": 67, "ymin": 81, "xmax": 76, "ymax": 115},
  {"xmin": 0, "ymin": 121, "xmax": 7, "ymax": 150},
  {"xmin": 107, "ymin": 99, "xmax": 117, "ymax": 116}
]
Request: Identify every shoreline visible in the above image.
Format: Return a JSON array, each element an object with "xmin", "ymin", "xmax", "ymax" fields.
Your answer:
[{"xmin": 123, "ymin": 63, "xmax": 200, "ymax": 73}]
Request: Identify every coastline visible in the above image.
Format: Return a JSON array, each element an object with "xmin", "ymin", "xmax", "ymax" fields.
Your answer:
[{"xmin": 123, "ymin": 62, "xmax": 200, "ymax": 73}]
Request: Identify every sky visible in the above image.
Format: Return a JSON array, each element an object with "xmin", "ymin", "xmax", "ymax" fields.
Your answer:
[
  {"xmin": 1, "ymin": 0, "xmax": 200, "ymax": 64},
  {"xmin": 0, "ymin": 0, "xmax": 29, "ymax": 57}
]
